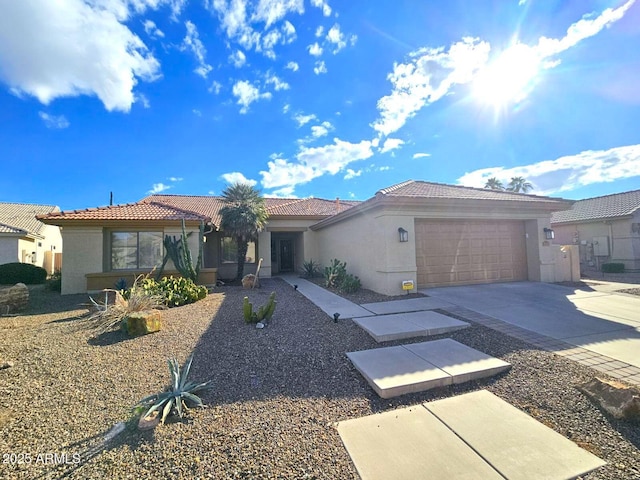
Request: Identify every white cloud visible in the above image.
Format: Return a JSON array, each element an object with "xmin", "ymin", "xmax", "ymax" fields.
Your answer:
[
  {"xmin": 192, "ymin": 109, "xmax": 202, "ymax": 116},
  {"xmin": 313, "ymin": 60, "xmax": 327, "ymax": 75},
  {"xmin": 310, "ymin": 121, "xmax": 333, "ymax": 138},
  {"xmin": 457, "ymin": 144, "xmax": 640, "ymax": 195},
  {"xmin": 208, "ymin": 0, "xmax": 302, "ymax": 56},
  {"xmin": 373, "ymin": 37, "xmax": 490, "ymax": 136},
  {"xmin": 182, "ymin": 21, "xmax": 213, "ymax": 78},
  {"xmin": 232, "ymin": 80, "xmax": 272, "ymax": 113},
  {"xmin": 230, "ymin": 49, "xmax": 247, "ymax": 67},
  {"xmin": 294, "ymin": 112, "xmax": 317, "ymax": 126},
  {"xmin": 220, "ymin": 172, "xmax": 258, "ymax": 186},
  {"xmin": 252, "ymin": 0, "xmax": 304, "ymax": 28},
  {"xmin": 282, "ymin": 103, "xmax": 290, "ymax": 113},
  {"xmin": 267, "ymin": 186, "xmax": 297, "ymax": 197},
  {"xmin": 310, "ymin": 0, "xmax": 331, "ymax": 16},
  {"xmin": 373, "ymin": 1, "xmax": 635, "ymax": 136},
  {"xmin": 285, "ymin": 61, "xmax": 299, "ymax": 71},
  {"xmin": 168, "ymin": 176, "xmax": 184, "ymax": 182},
  {"xmin": 326, "ymin": 24, "xmax": 346, "ymax": 53},
  {"xmin": 38, "ymin": 112, "xmax": 69, "ymax": 129},
  {"xmin": 143, "ymin": 19, "xmax": 164, "ymax": 38},
  {"xmin": 209, "ymin": 80, "xmax": 222, "ymax": 94},
  {"xmin": 380, "ymin": 138, "xmax": 404, "ymax": 153},
  {"xmin": 148, "ymin": 182, "xmax": 171, "ymax": 194},
  {"xmin": 0, "ymin": 0, "xmax": 161, "ymax": 112},
  {"xmin": 260, "ymin": 138, "xmax": 374, "ymax": 190},
  {"xmin": 344, "ymin": 168, "xmax": 362, "ymax": 180},
  {"xmin": 307, "ymin": 42, "xmax": 323, "ymax": 57},
  {"xmin": 261, "ymin": 29, "xmax": 281, "ymax": 58},
  {"xmin": 281, "ymin": 20, "xmax": 296, "ymax": 43},
  {"xmin": 135, "ymin": 92, "xmax": 151, "ymax": 108},
  {"xmin": 413, "ymin": 152, "xmax": 431, "ymax": 159},
  {"xmin": 315, "ymin": 26, "xmax": 324, "ymax": 38},
  {"xmin": 266, "ymin": 73, "xmax": 290, "ymax": 90}
]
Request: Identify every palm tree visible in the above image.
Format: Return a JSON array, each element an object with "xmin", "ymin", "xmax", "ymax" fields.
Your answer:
[
  {"xmin": 484, "ymin": 177, "xmax": 504, "ymax": 190},
  {"xmin": 506, "ymin": 177, "xmax": 533, "ymax": 193},
  {"xmin": 220, "ymin": 182, "xmax": 269, "ymax": 282}
]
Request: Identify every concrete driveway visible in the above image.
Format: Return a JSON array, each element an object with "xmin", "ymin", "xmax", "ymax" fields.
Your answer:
[{"xmin": 424, "ymin": 282, "xmax": 640, "ymax": 369}]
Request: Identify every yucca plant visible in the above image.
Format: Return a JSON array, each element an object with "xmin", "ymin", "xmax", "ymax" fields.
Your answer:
[{"xmin": 136, "ymin": 353, "xmax": 212, "ymax": 425}]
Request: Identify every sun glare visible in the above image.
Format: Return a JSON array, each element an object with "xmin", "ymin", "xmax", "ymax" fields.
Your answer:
[{"xmin": 473, "ymin": 43, "xmax": 541, "ymax": 108}]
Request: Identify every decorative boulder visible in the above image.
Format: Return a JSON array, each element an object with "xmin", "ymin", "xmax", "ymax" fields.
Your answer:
[
  {"xmin": 122, "ymin": 310, "xmax": 162, "ymax": 336},
  {"xmin": 0, "ymin": 283, "xmax": 28, "ymax": 315},
  {"xmin": 578, "ymin": 377, "xmax": 640, "ymax": 421},
  {"xmin": 242, "ymin": 274, "xmax": 258, "ymax": 289}
]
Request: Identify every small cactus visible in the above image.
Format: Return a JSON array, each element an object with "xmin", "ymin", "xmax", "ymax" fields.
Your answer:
[{"xmin": 243, "ymin": 292, "xmax": 276, "ymax": 324}]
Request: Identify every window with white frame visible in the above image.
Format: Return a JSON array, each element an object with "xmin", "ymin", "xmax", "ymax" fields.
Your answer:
[
  {"xmin": 111, "ymin": 232, "xmax": 163, "ymax": 269},
  {"xmin": 220, "ymin": 237, "xmax": 256, "ymax": 264}
]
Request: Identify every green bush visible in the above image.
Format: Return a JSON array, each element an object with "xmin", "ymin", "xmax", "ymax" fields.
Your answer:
[
  {"xmin": 135, "ymin": 276, "xmax": 207, "ymax": 307},
  {"xmin": 340, "ymin": 273, "xmax": 361, "ymax": 294},
  {"xmin": 324, "ymin": 259, "xmax": 347, "ymax": 288},
  {"xmin": 45, "ymin": 270, "xmax": 62, "ymax": 292},
  {"xmin": 0, "ymin": 262, "xmax": 47, "ymax": 285},
  {"xmin": 601, "ymin": 263, "xmax": 625, "ymax": 273},
  {"xmin": 323, "ymin": 259, "xmax": 361, "ymax": 293},
  {"xmin": 301, "ymin": 259, "xmax": 321, "ymax": 278}
]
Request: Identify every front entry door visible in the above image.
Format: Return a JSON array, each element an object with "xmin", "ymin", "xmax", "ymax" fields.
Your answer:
[{"xmin": 279, "ymin": 239, "xmax": 294, "ymax": 272}]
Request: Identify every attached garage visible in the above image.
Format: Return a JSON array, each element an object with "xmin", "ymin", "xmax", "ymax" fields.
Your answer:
[{"xmin": 415, "ymin": 220, "xmax": 528, "ymax": 287}]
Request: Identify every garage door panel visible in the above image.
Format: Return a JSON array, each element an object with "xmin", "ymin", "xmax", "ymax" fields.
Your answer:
[{"xmin": 415, "ymin": 220, "xmax": 528, "ymax": 288}]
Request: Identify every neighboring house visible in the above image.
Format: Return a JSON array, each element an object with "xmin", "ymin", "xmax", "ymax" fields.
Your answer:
[
  {"xmin": 551, "ymin": 189, "xmax": 640, "ymax": 271},
  {"xmin": 0, "ymin": 202, "xmax": 63, "ymax": 273},
  {"xmin": 39, "ymin": 180, "xmax": 572, "ymax": 295}
]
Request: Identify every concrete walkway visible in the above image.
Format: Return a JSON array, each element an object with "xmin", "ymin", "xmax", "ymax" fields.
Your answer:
[
  {"xmin": 337, "ymin": 390, "xmax": 605, "ymax": 480},
  {"xmin": 280, "ymin": 275, "xmax": 372, "ymax": 319}
]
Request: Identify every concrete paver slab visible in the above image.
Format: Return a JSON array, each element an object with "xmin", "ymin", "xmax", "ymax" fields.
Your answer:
[
  {"xmin": 425, "ymin": 390, "xmax": 606, "ymax": 480},
  {"xmin": 347, "ymin": 340, "xmax": 510, "ymax": 398},
  {"xmin": 353, "ymin": 311, "xmax": 469, "ymax": 342},
  {"xmin": 336, "ymin": 405, "xmax": 503, "ymax": 480},
  {"xmin": 357, "ymin": 297, "xmax": 455, "ymax": 316},
  {"xmin": 405, "ymin": 338, "xmax": 511, "ymax": 384},
  {"xmin": 346, "ymin": 346, "xmax": 451, "ymax": 398}
]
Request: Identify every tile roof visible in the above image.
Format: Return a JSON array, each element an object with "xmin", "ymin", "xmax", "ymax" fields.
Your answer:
[
  {"xmin": 377, "ymin": 180, "xmax": 564, "ymax": 203},
  {"xmin": 0, "ymin": 202, "xmax": 59, "ymax": 236},
  {"xmin": 39, "ymin": 195, "xmax": 360, "ymax": 225},
  {"xmin": 551, "ymin": 189, "xmax": 640, "ymax": 224},
  {"xmin": 39, "ymin": 202, "xmax": 207, "ymax": 222}
]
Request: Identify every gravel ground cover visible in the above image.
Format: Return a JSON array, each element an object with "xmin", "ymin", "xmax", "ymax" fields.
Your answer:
[{"xmin": 1, "ymin": 279, "xmax": 639, "ymax": 479}]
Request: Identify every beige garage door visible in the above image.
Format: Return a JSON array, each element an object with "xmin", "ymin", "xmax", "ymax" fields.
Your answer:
[{"xmin": 415, "ymin": 220, "xmax": 528, "ymax": 287}]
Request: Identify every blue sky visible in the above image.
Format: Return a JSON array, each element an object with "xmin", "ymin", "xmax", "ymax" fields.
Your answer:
[{"xmin": 0, "ymin": 0, "xmax": 638, "ymax": 211}]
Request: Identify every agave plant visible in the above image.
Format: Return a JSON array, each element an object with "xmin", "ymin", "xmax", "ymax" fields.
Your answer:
[{"xmin": 136, "ymin": 353, "xmax": 212, "ymax": 425}]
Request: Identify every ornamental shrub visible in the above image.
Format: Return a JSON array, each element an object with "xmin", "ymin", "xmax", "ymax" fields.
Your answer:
[
  {"xmin": 45, "ymin": 270, "xmax": 62, "ymax": 292},
  {"xmin": 601, "ymin": 263, "xmax": 625, "ymax": 273},
  {"xmin": 135, "ymin": 276, "xmax": 207, "ymax": 307},
  {"xmin": 0, "ymin": 262, "xmax": 47, "ymax": 285},
  {"xmin": 339, "ymin": 273, "xmax": 361, "ymax": 294}
]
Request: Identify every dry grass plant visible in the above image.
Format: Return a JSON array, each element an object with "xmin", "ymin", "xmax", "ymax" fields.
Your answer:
[{"xmin": 86, "ymin": 274, "xmax": 165, "ymax": 336}]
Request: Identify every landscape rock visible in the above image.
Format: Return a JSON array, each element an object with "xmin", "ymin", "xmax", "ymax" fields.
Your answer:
[
  {"xmin": 0, "ymin": 283, "xmax": 28, "ymax": 315},
  {"xmin": 242, "ymin": 274, "xmax": 258, "ymax": 289},
  {"xmin": 122, "ymin": 310, "xmax": 162, "ymax": 336},
  {"xmin": 578, "ymin": 377, "xmax": 640, "ymax": 421},
  {"xmin": 0, "ymin": 361, "xmax": 15, "ymax": 370}
]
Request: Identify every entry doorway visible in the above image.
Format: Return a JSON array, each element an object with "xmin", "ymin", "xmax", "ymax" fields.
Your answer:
[
  {"xmin": 270, "ymin": 232, "xmax": 302, "ymax": 274},
  {"xmin": 279, "ymin": 239, "xmax": 294, "ymax": 272}
]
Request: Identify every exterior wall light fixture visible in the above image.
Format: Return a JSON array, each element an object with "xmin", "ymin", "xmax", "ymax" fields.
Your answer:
[
  {"xmin": 398, "ymin": 227, "xmax": 409, "ymax": 242},
  {"xmin": 543, "ymin": 227, "xmax": 555, "ymax": 240}
]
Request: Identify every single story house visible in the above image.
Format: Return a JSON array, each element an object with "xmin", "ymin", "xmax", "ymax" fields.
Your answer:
[
  {"xmin": 39, "ymin": 180, "xmax": 572, "ymax": 295},
  {"xmin": 0, "ymin": 202, "xmax": 63, "ymax": 274},
  {"xmin": 551, "ymin": 189, "xmax": 640, "ymax": 271}
]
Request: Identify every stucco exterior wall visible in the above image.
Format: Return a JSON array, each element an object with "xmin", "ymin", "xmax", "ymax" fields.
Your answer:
[
  {"xmin": 61, "ymin": 227, "xmax": 103, "ymax": 294},
  {"xmin": 313, "ymin": 205, "xmax": 558, "ymax": 295},
  {"xmin": 553, "ymin": 216, "xmax": 640, "ymax": 270}
]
